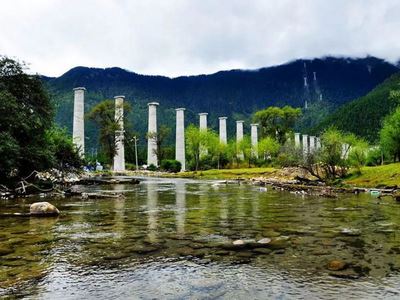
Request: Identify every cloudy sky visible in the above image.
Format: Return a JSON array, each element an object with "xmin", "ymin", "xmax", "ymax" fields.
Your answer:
[{"xmin": 1, "ymin": 0, "xmax": 399, "ymax": 77}]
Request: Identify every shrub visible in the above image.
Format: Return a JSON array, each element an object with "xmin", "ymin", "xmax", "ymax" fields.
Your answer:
[
  {"xmin": 147, "ymin": 164, "xmax": 158, "ymax": 171},
  {"xmin": 160, "ymin": 159, "xmax": 182, "ymax": 173}
]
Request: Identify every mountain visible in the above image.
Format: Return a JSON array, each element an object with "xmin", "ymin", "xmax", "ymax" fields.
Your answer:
[
  {"xmin": 313, "ymin": 72, "xmax": 400, "ymax": 142},
  {"xmin": 44, "ymin": 56, "xmax": 399, "ymax": 150}
]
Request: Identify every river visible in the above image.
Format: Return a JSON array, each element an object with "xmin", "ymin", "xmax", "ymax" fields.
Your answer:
[{"xmin": 1, "ymin": 177, "xmax": 400, "ymax": 299}]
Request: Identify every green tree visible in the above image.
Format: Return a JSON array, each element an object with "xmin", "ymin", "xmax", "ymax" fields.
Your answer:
[
  {"xmin": 46, "ymin": 127, "xmax": 83, "ymax": 171},
  {"xmin": 0, "ymin": 56, "xmax": 54, "ymax": 181},
  {"xmin": 254, "ymin": 105, "xmax": 302, "ymax": 144},
  {"xmin": 185, "ymin": 125, "xmax": 219, "ymax": 170},
  {"xmin": 258, "ymin": 137, "xmax": 280, "ymax": 161},
  {"xmin": 87, "ymin": 99, "xmax": 131, "ymax": 165},
  {"xmin": 380, "ymin": 107, "xmax": 400, "ymax": 162},
  {"xmin": 237, "ymin": 135, "xmax": 252, "ymax": 166}
]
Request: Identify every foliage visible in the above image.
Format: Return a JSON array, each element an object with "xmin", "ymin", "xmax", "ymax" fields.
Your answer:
[
  {"xmin": 0, "ymin": 56, "xmax": 54, "ymax": 181},
  {"xmin": 147, "ymin": 164, "xmax": 157, "ymax": 171},
  {"xmin": 87, "ymin": 99, "xmax": 131, "ymax": 165},
  {"xmin": 160, "ymin": 159, "xmax": 182, "ymax": 173},
  {"xmin": 258, "ymin": 137, "xmax": 281, "ymax": 160},
  {"xmin": 379, "ymin": 106, "xmax": 400, "ymax": 162},
  {"xmin": 347, "ymin": 138, "xmax": 369, "ymax": 174},
  {"xmin": 315, "ymin": 73, "xmax": 400, "ymax": 142},
  {"xmin": 46, "ymin": 127, "xmax": 83, "ymax": 170},
  {"xmin": 301, "ymin": 128, "xmax": 369, "ymax": 181},
  {"xmin": 237, "ymin": 135, "xmax": 253, "ymax": 166},
  {"xmin": 254, "ymin": 106, "xmax": 302, "ymax": 144},
  {"xmin": 365, "ymin": 146, "xmax": 384, "ymax": 166}
]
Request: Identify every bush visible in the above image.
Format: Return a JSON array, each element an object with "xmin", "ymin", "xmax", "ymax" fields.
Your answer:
[
  {"xmin": 160, "ymin": 159, "xmax": 182, "ymax": 173},
  {"xmin": 147, "ymin": 164, "xmax": 158, "ymax": 171}
]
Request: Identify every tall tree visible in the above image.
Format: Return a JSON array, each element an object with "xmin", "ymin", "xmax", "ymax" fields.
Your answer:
[
  {"xmin": 380, "ymin": 106, "xmax": 400, "ymax": 162},
  {"xmin": 87, "ymin": 99, "xmax": 131, "ymax": 165},
  {"xmin": 254, "ymin": 105, "xmax": 302, "ymax": 144},
  {"xmin": 0, "ymin": 56, "xmax": 54, "ymax": 180}
]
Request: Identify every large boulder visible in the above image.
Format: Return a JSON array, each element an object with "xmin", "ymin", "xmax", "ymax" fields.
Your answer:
[{"xmin": 30, "ymin": 202, "xmax": 60, "ymax": 216}]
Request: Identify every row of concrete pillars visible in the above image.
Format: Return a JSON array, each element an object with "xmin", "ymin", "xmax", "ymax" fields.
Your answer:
[{"xmin": 72, "ymin": 88, "xmax": 260, "ymax": 172}]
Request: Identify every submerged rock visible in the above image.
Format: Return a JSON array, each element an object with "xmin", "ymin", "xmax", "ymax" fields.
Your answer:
[
  {"xmin": 257, "ymin": 238, "xmax": 272, "ymax": 245},
  {"xmin": 0, "ymin": 246, "xmax": 14, "ymax": 256},
  {"xmin": 30, "ymin": 202, "xmax": 59, "ymax": 216},
  {"xmin": 327, "ymin": 260, "xmax": 347, "ymax": 271}
]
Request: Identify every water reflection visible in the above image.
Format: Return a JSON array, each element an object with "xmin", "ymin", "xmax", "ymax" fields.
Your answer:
[
  {"xmin": 146, "ymin": 181, "xmax": 158, "ymax": 242},
  {"xmin": 2, "ymin": 178, "xmax": 400, "ymax": 298},
  {"xmin": 175, "ymin": 181, "xmax": 186, "ymax": 237}
]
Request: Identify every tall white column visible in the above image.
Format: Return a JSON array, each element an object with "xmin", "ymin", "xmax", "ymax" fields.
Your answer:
[
  {"xmin": 316, "ymin": 137, "xmax": 321, "ymax": 150},
  {"xmin": 236, "ymin": 120, "xmax": 244, "ymax": 142},
  {"xmin": 309, "ymin": 136, "xmax": 316, "ymax": 153},
  {"xmin": 199, "ymin": 113, "xmax": 208, "ymax": 131},
  {"xmin": 175, "ymin": 108, "xmax": 186, "ymax": 171},
  {"xmin": 236, "ymin": 120, "xmax": 244, "ymax": 160},
  {"xmin": 302, "ymin": 134, "xmax": 309, "ymax": 157},
  {"xmin": 72, "ymin": 87, "xmax": 86, "ymax": 157},
  {"xmin": 250, "ymin": 123, "xmax": 258, "ymax": 158},
  {"xmin": 294, "ymin": 133, "xmax": 301, "ymax": 148},
  {"xmin": 113, "ymin": 96, "xmax": 125, "ymax": 171},
  {"xmin": 147, "ymin": 102, "xmax": 159, "ymax": 167},
  {"xmin": 219, "ymin": 117, "xmax": 227, "ymax": 144}
]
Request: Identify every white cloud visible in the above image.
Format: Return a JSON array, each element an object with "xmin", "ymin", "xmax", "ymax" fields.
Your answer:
[{"xmin": 0, "ymin": 0, "xmax": 399, "ymax": 77}]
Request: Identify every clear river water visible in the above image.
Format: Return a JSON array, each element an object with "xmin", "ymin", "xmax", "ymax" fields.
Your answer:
[{"xmin": 1, "ymin": 177, "xmax": 400, "ymax": 299}]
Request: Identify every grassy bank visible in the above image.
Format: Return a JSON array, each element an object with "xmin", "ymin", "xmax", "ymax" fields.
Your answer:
[
  {"xmin": 344, "ymin": 163, "xmax": 400, "ymax": 188},
  {"xmin": 162, "ymin": 167, "xmax": 277, "ymax": 180}
]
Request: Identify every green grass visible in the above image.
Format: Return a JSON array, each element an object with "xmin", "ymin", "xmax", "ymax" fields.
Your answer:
[
  {"xmin": 172, "ymin": 167, "xmax": 277, "ymax": 180},
  {"xmin": 344, "ymin": 163, "xmax": 400, "ymax": 188}
]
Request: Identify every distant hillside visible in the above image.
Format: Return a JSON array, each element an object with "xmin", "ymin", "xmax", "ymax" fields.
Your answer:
[
  {"xmin": 313, "ymin": 72, "xmax": 400, "ymax": 142},
  {"xmin": 44, "ymin": 56, "xmax": 398, "ymax": 151}
]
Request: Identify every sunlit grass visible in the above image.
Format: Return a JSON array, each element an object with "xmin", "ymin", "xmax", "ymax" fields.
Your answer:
[
  {"xmin": 344, "ymin": 163, "xmax": 400, "ymax": 187},
  {"xmin": 175, "ymin": 167, "xmax": 277, "ymax": 179}
]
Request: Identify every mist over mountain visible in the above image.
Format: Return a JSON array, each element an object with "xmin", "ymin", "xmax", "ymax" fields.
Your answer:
[{"xmin": 44, "ymin": 56, "xmax": 399, "ymax": 150}]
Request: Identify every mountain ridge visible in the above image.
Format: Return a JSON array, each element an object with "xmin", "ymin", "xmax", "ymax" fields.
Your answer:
[{"xmin": 44, "ymin": 55, "xmax": 399, "ymax": 150}]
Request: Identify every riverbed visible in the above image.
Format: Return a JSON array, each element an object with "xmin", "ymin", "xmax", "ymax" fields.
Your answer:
[{"xmin": 1, "ymin": 177, "xmax": 400, "ymax": 299}]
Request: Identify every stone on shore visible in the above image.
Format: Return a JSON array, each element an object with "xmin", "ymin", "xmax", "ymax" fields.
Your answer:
[{"xmin": 30, "ymin": 202, "xmax": 60, "ymax": 216}]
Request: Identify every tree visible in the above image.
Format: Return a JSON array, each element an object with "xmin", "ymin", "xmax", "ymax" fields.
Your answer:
[
  {"xmin": 186, "ymin": 125, "xmax": 202, "ymax": 170},
  {"xmin": 258, "ymin": 137, "xmax": 280, "ymax": 161},
  {"xmin": 0, "ymin": 56, "xmax": 54, "ymax": 181},
  {"xmin": 46, "ymin": 127, "xmax": 83, "ymax": 171},
  {"xmin": 254, "ymin": 105, "xmax": 302, "ymax": 144},
  {"xmin": 185, "ymin": 125, "xmax": 219, "ymax": 170},
  {"xmin": 380, "ymin": 107, "xmax": 400, "ymax": 162},
  {"xmin": 237, "ymin": 135, "xmax": 252, "ymax": 167},
  {"xmin": 87, "ymin": 99, "xmax": 131, "ymax": 165},
  {"xmin": 301, "ymin": 128, "xmax": 368, "ymax": 181}
]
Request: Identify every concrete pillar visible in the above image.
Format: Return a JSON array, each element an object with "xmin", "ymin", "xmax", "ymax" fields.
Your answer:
[
  {"xmin": 342, "ymin": 143, "xmax": 350, "ymax": 159},
  {"xmin": 199, "ymin": 113, "xmax": 208, "ymax": 131},
  {"xmin": 236, "ymin": 120, "xmax": 244, "ymax": 142},
  {"xmin": 113, "ymin": 96, "xmax": 125, "ymax": 171},
  {"xmin": 302, "ymin": 134, "xmax": 309, "ymax": 157},
  {"xmin": 250, "ymin": 123, "xmax": 258, "ymax": 158},
  {"xmin": 294, "ymin": 133, "xmax": 301, "ymax": 148},
  {"xmin": 309, "ymin": 136, "xmax": 316, "ymax": 153},
  {"xmin": 175, "ymin": 108, "xmax": 186, "ymax": 171},
  {"xmin": 236, "ymin": 120, "xmax": 244, "ymax": 160},
  {"xmin": 147, "ymin": 102, "xmax": 159, "ymax": 167},
  {"xmin": 316, "ymin": 137, "xmax": 321, "ymax": 150},
  {"xmin": 219, "ymin": 117, "xmax": 227, "ymax": 144},
  {"xmin": 72, "ymin": 87, "xmax": 86, "ymax": 157}
]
